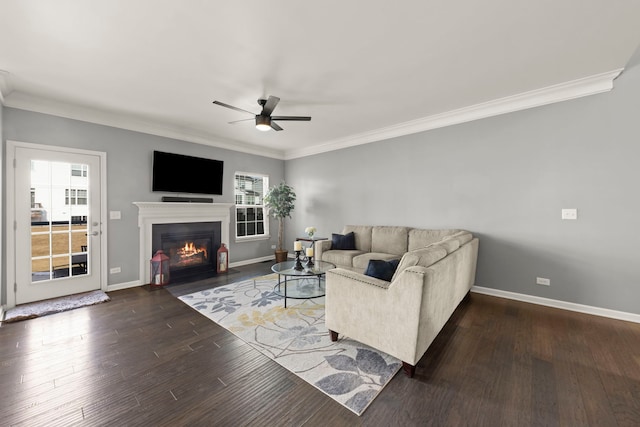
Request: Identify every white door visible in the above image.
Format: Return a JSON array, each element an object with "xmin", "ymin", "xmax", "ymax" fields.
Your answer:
[{"xmin": 11, "ymin": 144, "xmax": 104, "ymax": 304}]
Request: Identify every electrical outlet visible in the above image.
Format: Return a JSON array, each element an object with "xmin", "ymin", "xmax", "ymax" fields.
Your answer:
[
  {"xmin": 536, "ymin": 277, "xmax": 550, "ymax": 286},
  {"xmin": 110, "ymin": 267, "xmax": 121, "ymax": 274},
  {"xmin": 561, "ymin": 209, "xmax": 577, "ymax": 220}
]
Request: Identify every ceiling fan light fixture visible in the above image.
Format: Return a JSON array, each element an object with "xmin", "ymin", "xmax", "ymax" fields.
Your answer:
[
  {"xmin": 213, "ymin": 96, "xmax": 310, "ymax": 132},
  {"xmin": 255, "ymin": 115, "xmax": 271, "ymax": 131}
]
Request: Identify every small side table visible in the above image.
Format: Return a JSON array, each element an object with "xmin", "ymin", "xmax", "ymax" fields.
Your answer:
[
  {"xmin": 295, "ymin": 236, "xmax": 328, "ymax": 247},
  {"xmin": 296, "ymin": 236, "xmax": 328, "ymax": 256}
]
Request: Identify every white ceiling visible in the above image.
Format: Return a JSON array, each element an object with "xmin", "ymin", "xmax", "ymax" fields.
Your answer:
[{"xmin": 1, "ymin": 1, "xmax": 639, "ymax": 159}]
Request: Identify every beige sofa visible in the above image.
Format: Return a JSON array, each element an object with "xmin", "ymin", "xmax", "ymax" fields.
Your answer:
[{"xmin": 320, "ymin": 225, "xmax": 479, "ymax": 377}]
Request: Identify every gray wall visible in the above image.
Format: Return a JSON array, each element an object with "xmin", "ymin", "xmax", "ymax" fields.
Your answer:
[
  {"xmin": 0, "ymin": 102, "xmax": 4, "ymax": 304},
  {"xmin": 3, "ymin": 54, "xmax": 639, "ymax": 314},
  {"xmin": 286, "ymin": 56, "xmax": 640, "ymax": 315},
  {"xmin": 2, "ymin": 109, "xmax": 284, "ymax": 290}
]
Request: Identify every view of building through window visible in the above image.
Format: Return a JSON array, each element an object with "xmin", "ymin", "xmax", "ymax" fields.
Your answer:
[
  {"xmin": 234, "ymin": 172, "xmax": 268, "ymax": 239},
  {"xmin": 31, "ymin": 162, "xmax": 89, "ymax": 224}
]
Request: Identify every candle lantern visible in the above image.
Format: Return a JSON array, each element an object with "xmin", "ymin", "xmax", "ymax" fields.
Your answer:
[
  {"xmin": 150, "ymin": 250, "xmax": 170, "ymax": 287},
  {"xmin": 217, "ymin": 243, "xmax": 229, "ymax": 273}
]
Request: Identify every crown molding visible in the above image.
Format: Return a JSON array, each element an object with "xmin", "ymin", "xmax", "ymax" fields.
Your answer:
[
  {"xmin": 0, "ymin": 70, "xmax": 13, "ymax": 105},
  {"xmin": 3, "ymin": 68, "xmax": 622, "ymax": 161},
  {"xmin": 284, "ymin": 68, "xmax": 623, "ymax": 160},
  {"xmin": 3, "ymin": 92, "xmax": 285, "ymax": 160}
]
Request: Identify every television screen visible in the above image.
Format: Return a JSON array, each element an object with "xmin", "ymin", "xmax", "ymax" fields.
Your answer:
[{"xmin": 152, "ymin": 151, "xmax": 224, "ymax": 195}]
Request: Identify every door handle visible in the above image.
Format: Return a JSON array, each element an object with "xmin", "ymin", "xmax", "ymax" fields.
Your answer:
[{"xmin": 90, "ymin": 231, "xmax": 99, "ymax": 236}]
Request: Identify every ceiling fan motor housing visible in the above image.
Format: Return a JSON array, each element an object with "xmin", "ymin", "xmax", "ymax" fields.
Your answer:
[{"xmin": 255, "ymin": 115, "xmax": 271, "ymax": 131}]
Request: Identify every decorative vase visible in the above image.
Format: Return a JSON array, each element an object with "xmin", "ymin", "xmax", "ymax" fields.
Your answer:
[{"xmin": 274, "ymin": 249, "xmax": 288, "ymax": 263}]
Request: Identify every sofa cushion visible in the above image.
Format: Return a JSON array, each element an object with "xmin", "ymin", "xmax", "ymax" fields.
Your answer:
[
  {"xmin": 322, "ymin": 249, "xmax": 365, "ymax": 267},
  {"xmin": 408, "ymin": 229, "xmax": 460, "ymax": 251},
  {"xmin": 391, "ymin": 246, "xmax": 448, "ymax": 281},
  {"xmin": 371, "ymin": 226, "xmax": 409, "ymax": 255},
  {"xmin": 353, "ymin": 252, "xmax": 401, "ymax": 270},
  {"xmin": 364, "ymin": 259, "xmax": 401, "ymax": 282},
  {"xmin": 343, "ymin": 225, "xmax": 373, "ymax": 252},
  {"xmin": 331, "ymin": 232, "xmax": 356, "ymax": 250}
]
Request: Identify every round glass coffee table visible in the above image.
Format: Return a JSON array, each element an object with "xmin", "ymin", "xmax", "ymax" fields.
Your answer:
[{"xmin": 271, "ymin": 260, "xmax": 336, "ymax": 308}]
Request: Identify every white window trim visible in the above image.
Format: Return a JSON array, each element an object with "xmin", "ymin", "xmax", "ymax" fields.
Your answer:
[{"xmin": 235, "ymin": 234, "xmax": 271, "ymax": 243}]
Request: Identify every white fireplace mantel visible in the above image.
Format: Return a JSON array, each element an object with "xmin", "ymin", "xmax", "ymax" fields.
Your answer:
[{"xmin": 133, "ymin": 202, "xmax": 233, "ymax": 284}]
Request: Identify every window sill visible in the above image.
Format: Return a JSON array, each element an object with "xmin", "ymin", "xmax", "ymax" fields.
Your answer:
[{"xmin": 235, "ymin": 235, "xmax": 271, "ymax": 243}]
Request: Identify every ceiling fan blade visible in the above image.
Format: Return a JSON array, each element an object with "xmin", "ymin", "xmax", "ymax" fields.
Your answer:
[
  {"xmin": 212, "ymin": 100, "xmax": 255, "ymax": 115},
  {"xmin": 271, "ymin": 121, "xmax": 284, "ymax": 131},
  {"xmin": 228, "ymin": 118, "xmax": 256, "ymax": 124},
  {"xmin": 262, "ymin": 96, "xmax": 280, "ymax": 116},
  {"xmin": 271, "ymin": 116, "xmax": 311, "ymax": 121}
]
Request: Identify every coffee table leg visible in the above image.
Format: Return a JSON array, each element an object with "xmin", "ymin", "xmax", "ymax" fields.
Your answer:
[{"xmin": 284, "ymin": 275, "xmax": 288, "ymax": 308}]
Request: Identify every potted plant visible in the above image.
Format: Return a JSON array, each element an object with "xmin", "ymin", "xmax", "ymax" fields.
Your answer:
[{"xmin": 264, "ymin": 181, "xmax": 296, "ymax": 263}]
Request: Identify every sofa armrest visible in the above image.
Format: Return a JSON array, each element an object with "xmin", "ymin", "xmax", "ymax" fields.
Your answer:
[
  {"xmin": 315, "ymin": 239, "xmax": 333, "ymax": 261},
  {"xmin": 325, "ymin": 267, "xmax": 426, "ymax": 363}
]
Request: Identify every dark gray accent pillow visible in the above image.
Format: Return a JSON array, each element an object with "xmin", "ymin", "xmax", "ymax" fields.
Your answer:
[
  {"xmin": 331, "ymin": 232, "xmax": 356, "ymax": 250},
  {"xmin": 364, "ymin": 259, "xmax": 400, "ymax": 282}
]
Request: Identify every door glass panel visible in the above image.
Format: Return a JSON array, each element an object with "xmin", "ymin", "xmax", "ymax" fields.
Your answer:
[
  {"xmin": 51, "ymin": 228, "xmax": 70, "ymax": 255},
  {"xmin": 32, "ymin": 259, "xmax": 51, "ymax": 282},
  {"xmin": 31, "ymin": 228, "xmax": 50, "ymax": 257},
  {"xmin": 72, "ymin": 231, "xmax": 88, "ymax": 253},
  {"xmin": 30, "ymin": 160, "xmax": 90, "ymax": 282}
]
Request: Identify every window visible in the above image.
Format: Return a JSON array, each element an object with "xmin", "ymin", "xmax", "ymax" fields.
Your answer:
[
  {"xmin": 235, "ymin": 172, "xmax": 269, "ymax": 240},
  {"xmin": 65, "ymin": 189, "xmax": 88, "ymax": 205}
]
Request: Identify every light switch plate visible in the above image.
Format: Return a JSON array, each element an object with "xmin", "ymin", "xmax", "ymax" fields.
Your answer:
[
  {"xmin": 110, "ymin": 211, "xmax": 121, "ymax": 220},
  {"xmin": 561, "ymin": 208, "xmax": 577, "ymax": 220}
]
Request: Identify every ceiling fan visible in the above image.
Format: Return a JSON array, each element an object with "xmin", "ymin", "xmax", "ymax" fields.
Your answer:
[{"xmin": 212, "ymin": 95, "xmax": 311, "ymax": 131}]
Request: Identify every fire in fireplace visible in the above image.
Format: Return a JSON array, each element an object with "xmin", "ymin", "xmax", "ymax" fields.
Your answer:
[
  {"xmin": 170, "ymin": 240, "xmax": 209, "ymax": 268},
  {"xmin": 152, "ymin": 221, "xmax": 222, "ymax": 283}
]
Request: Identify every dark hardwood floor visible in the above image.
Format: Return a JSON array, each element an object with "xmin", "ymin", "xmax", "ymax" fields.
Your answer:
[{"xmin": 2, "ymin": 261, "xmax": 640, "ymax": 426}]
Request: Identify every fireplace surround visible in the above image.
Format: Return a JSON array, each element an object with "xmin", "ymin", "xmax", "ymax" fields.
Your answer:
[
  {"xmin": 153, "ymin": 221, "xmax": 221, "ymax": 282},
  {"xmin": 134, "ymin": 202, "xmax": 232, "ymax": 285}
]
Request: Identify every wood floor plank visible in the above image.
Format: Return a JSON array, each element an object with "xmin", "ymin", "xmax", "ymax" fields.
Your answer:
[{"xmin": 2, "ymin": 264, "xmax": 640, "ymax": 426}]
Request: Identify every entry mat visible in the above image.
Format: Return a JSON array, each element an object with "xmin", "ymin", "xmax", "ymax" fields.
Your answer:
[{"xmin": 2, "ymin": 290, "xmax": 110, "ymax": 323}]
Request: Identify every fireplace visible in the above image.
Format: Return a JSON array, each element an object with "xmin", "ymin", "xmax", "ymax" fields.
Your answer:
[
  {"xmin": 152, "ymin": 222, "xmax": 221, "ymax": 283},
  {"xmin": 134, "ymin": 202, "xmax": 233, "ymax": 286}
]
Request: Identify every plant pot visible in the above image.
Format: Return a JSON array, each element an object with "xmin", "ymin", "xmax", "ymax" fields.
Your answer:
[{"xmin": 274, "ymin": 249, "xmax": 288, "ymax": 263}]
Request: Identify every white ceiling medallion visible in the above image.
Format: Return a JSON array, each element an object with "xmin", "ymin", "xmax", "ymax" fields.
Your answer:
[{"xmin": 284, "ymin": 68, "xmax": 623, "ymax": 160}]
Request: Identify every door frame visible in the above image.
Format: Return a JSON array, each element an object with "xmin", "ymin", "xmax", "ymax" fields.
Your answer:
[{"xmin": 5, "ymin": 140, "xmax": 108, "ymax": 309}]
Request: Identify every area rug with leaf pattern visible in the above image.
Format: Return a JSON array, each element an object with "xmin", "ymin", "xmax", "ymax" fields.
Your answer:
[{"xmin": 177, "ymin": 275, "xmax": 401, "ymax": 415}]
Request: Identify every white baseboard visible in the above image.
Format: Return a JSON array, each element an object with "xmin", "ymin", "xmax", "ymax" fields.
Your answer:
[
  {"xmin": 107, "ymin": 280, "xmax": 142, "ymax": 292},
  {"xmin": 471, "ymin": 286, "xmax": 640, "ymax": 324},
  {"xmin": 0, "ymin": 304, "xmax": 5, "ymax": 321},
  {"xmin": 229, "ymin": 255, "xmax": 274, "ymax": 268}
]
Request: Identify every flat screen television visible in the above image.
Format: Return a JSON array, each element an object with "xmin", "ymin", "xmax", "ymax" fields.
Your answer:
[{"xmin": 152, "ymin": 151, "xmax": 224, "ymax": 195}]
